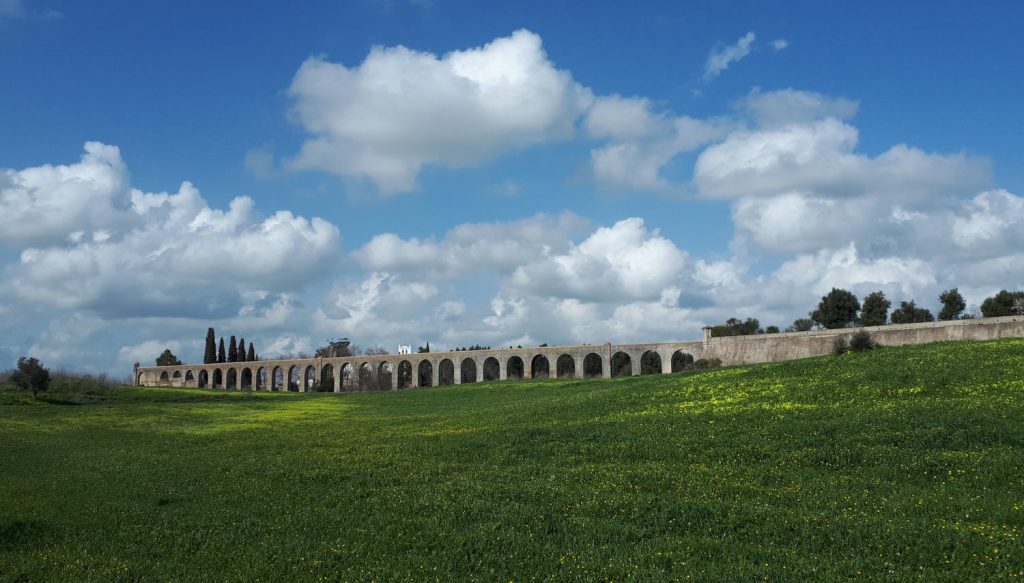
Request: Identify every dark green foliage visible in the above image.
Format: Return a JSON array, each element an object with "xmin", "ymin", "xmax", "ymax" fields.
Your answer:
[
  {"xmin": 860, "ymin": 291, "xmax": 891, "ymax": 326},
  {"xmin": 228, "ymin": 336, "xmax": 238, "ymax": 363},
  {"xmin": 217, "ymin": 338, "xmax": 226, "ymax": 363},
  {"xmin": 938, "ymin": 288, "xmax": 967, "ymax": 320},
  {"xmin": 2, "ymin": 339, "xmax": 1024, "ymax": 580},
  {"xmin": 765, "ymin": 326, "xmax": 780, "ymax": 334},
  {"xmin": 155, "ymin": 349, "xmax": 181, "ymax": 367},
  {"xmin": 711, "ymin": 317, "xmax": 760, "ymax": 337},
  {"xmin": 247, "ymin": 344, "xmax": 256, "ymax": 361},
  {"xmin": 316, "ymin": 338, "xmax": 354, "ymax": 358},
  {"xmin": 418, "ymin": 342, "xmax": 431, "ymax": 353},
  {"xmin": 891, "ymin": 300, "xmax": 935, "ymax": 324},
  {"xmin": 693, "ymin": 357, "xmax": 722, "ymax": 369},
  {"xmin": 204, "ymin": 328, "xmax": 216, "ymax": 364},
  {"xmin": 787, "ymin": 318, "xmax": 815, "ymax": 332},
  {"xmin": 10, "ymin": 356, "xmax": 50, "ymax": 399},
  {"xmin": 980, "ymin": 289, "xmax": 1024, "ymax": 317},
  {"xmin": 811, "ymin": 288, "xmax": 861, "ymax": 329},
  {"xmin": 832, "ymin": 336, "xmax": 849, "ymax": 355},
  {"xmin": 238, "ymin": 338, "xmax": 247, "ymax": 362},
  {"xmin": 849, "ymin": 330, "xmax": 877, "ymax": 352}
]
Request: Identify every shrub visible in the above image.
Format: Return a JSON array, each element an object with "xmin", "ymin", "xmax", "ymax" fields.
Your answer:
[
  {"xmin": 832, "ymin": 336, "xmax": 849, "ymax": 355},
  {"xmin": 693, "ymin": 357, "xmax": 722, "ymax": 370},
  {"xmin": 849, "ymin": 330, "xmax": 877, "ymax": 352}
]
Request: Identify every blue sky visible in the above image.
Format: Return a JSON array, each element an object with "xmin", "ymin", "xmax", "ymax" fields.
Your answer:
[{"xmin": 1, "ymin": 0, "xmax": 1022, "ymax": 375}]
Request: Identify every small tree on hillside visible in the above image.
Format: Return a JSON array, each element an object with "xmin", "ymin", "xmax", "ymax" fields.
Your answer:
[
  {"xmin": 238, "ymin": 338, "xmax": 247, "ymax": 362},
  {"xmin": 891, "ymin": 300, "xmax": 935, "ymax": 324},
  {"xmin": 204, "ymin": 328, "xmax": 217, "ymax": 364},
  {"xmin": 218, "ymin": 337, "xmax": 226, "ymax": 363},
  {"xmin": 860, "ymin": 291, "xmax": 891, "ymax": 327},
  {"xmin": 156, "ymin": 349, "xmax": 182, "ymax": 366},
  {"xmin": 228, "ymin": 336, "xmax": 238, "ymax": 363},
  {"xmin": 12, "ymin": 357, "xmax": 50, "ymax": 400},
  {"xmin": 938, "ymin": 288, "xmax": 967, "ymax": 321},
  {"xmin": 811, "ymin": 288, "xmax": 861, "ymax": 329}
]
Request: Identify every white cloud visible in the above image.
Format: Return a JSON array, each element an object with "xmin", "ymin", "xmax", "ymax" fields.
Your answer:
[
  {"xmin": 951, "ymin": 189, "xmax": 1024, "ymax": 250},
  {"xmin": 740, "ymin": 88, "xmax": 858, "ymax": 127},
  {"xmin": 287, "ymin": 29, "xmax": 594, "ymax": 194},
  {"xmin": 771, "ymin": 39, "xmax": 789, "ymax": 51},
  {"xmin": 704, "ymin": 32, "xmax": 756, "ymax": 80},
  {"xmin": 584, "ymin": 95, "xmax": 666, "ymax": 141}
]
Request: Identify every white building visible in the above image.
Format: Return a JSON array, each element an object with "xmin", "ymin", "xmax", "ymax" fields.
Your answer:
[{"xmin": 397, "ymin": 344, "xmax": 412, "ymax": 355}]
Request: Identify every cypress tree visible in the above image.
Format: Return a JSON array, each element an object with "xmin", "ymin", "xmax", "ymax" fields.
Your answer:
[
  {"xmin": 204, "ymin": 328, "xmax": 217, "ymax": 364},
  {"xmin": 218, "ymin": 338, "xmax": 226, "ymax": 363},
  {"xmin": 238, "ymin": 338, "xmax": 247, "ymax": 362},
  {"xmin": 228, "ymin": 336, "xmax": 238, "ymax": 362},
  {"xmin": 247, "ymin": 343, "xmax": 256, "ymax": 361}
]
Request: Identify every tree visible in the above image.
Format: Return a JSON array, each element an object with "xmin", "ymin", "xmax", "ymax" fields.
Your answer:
[
  {"xmin": 12, "ymin": 357, "xmax": 50, "ymax": 399},
  {"xmin": 938, "ymin": 288, "xmax": 967, "ymax": 321},
  {"xmin": 811, "ymin": 288, "xmax": 860, "ymax": 329},
  {"xmin": 316, "ymin": 338, "xmax": 355, "ymax": 358},
  {"xmin": 980, "ymin": 290, "xmax": 1024, "ymax": 318},
  {"xmin": 417, "ymin": 342, "xmax": 430, "ymax": 353},
  {"xmin": 365, "ymin": 346, "xmax": 389, "ymax": 355},
  {"xmin": 156, "ymin": 349, "xmax": 182, "ymax": 366},
  {"xmin": 765, "ymin": 325, "xmax": 780, "ymax": 334},
  {"xmin": 787, "ymin": 318, "xmax": 815, "ymax": 332},
  {"xmin": 238, "ymin": 338, "xmax": 247, "ymax": 362},
  {"xmin": 890, "ymin": 300, "xmax": 935, "ymax": 324},
  {"xmin": 204, "ymin": 328, "xmax": 217, "ymax": 364},
  {"xmin": 247, "ymin": 343, "xmax": 256, "ymax": 361},
  {"xmin": 218, "ymin": 337, "xmax": 226, "ymax": 363},
  {"xmin": 711, "ymin": 317, "xmax": 760, "ymax": 337},
  {"xmin": 860, "ymin": 291, "xmax": 891, "ymax": 327},
  {"xmin": 228, "ymin": 336, "xmax": 238, "ymax": 362}
]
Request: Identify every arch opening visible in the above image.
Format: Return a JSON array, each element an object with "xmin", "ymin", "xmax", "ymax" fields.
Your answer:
[
  {"xmin": 439, "ymin": 359, "xmax": 455, "ymax": 385},
  {"xmin": 227, "ymin": 369, "xmax": 238, "ymax": 389},
  {"xmin": 137, "ymin": 373, "xmax": 145, "ymax": 387},
  {"xmin": 159, "ymin": 371, "xmax": 169, "ymax": 382},
  {"xmin": 288, "ymin": 366, "xmax": 300, "ymax": 391},
  {"xmin": 418, "ymin": 360, "xmax": 433, "ymax": 388},
  {"xmin": 359, "ymin": 363, "xmax": 375, "ymax": 391},
  {"xmin": 320, "ymin": 364, "xmax": 335, "ymax": 392},
  {"xmin": 461, "ymin": 358, "xmax": 478, "ymax": 383},
  {"xmin": 556, "ymin": 354, "xmax": 575, "ymax": 379},
  {"xmin": 611, "ymin": 352, "xmax": 632, "ymax": 378},
  {"xmin": 397, "ymin": 360, "xmax": 413, "ymax": 389},
  {"xmin": 506, "ymin": 356, "xmax": 524, "ymax": 380},
  {"xmin": 272, "ymin": 366, "xmax": 283, "ymax": 391},
  {"xmin": 583, "ymin": 353, "xmax": 603, "ymax": 378},
  {"xmin": 376, "ymin": 362, "xmax": 393, "ymax": 391},
  {"xmin": 304, "ymin": 366, "xmax": 316, "ymax": 391},
  {"xmin": 198, "ymin": 370, "xmax": 209, "ymax": 388},
  {"xmin": 185, "ymin": 370, "xmax": 194, "ymax": 381},
  {"xmin": 483, "ymin": 357, "xmax": 500, "ymax": 382},
  {"xmin": 671, "ymin": 351, "xmax": 695, "ymax": 372},
  {"xmin": 340, "ymin": 363, "xmax": 356, "ymax": 391},
  {"xmin": 256, "ymin": 367, "xmax": 267, "ymax": 390},
  {"xmin": 171, "ymin": 370, "xmax": 182, "ymax": 379},
  {"xmin": 531, "ymin": 355, "xmax": 550, "ymax": 379},
  {"xmin": 213, "ymin": 369, "xmax": 223, "ymax": 388},
  {"xmin": 241, "ymin": 368, "xmax": 253, "ymax": 389},
  {"xmin": 640, "ymin": 351, "xmax": 662, "ymax": 375}
]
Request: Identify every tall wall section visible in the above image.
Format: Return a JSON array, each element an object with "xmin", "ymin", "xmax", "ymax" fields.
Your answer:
[{"xmin": 704, "ymin": 315, "xmax": 1024, "ymax": 366}]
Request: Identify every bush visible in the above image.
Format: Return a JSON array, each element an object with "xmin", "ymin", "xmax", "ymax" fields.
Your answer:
[
  {"xmin": 693, "ymin": 357, "xmax": 722, "ymax": 370},
  {"xmin": 849, "ymin": 330, "xmax": 877, "ymax": 352},
  {"xmin": 832, "ymin": 336, "xmax": 849, "ymax": 355}
]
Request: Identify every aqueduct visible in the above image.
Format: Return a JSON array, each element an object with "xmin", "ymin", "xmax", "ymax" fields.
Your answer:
[{"xmin": 134, "ymin": 339, "xmax": 705, "ymax": 391}]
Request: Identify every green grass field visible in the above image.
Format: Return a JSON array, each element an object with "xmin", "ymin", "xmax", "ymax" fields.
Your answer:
[{"xmin": 2, "ymin": 339, "xmax": 1023, "ymax": 581}]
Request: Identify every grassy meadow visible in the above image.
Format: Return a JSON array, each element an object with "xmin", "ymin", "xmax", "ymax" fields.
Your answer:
[{"xmin": 2, "ymin": 339, "xmax": 1023, "ymax": 581}]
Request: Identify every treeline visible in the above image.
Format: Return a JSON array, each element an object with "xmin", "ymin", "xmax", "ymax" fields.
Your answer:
[
  {"xmin": 712, "ymin": 288, "xmax": 1024, "ymax": 336},
  {"xmin": 202, "ymin": 328, "xmax": 259, "ymax": 364}
]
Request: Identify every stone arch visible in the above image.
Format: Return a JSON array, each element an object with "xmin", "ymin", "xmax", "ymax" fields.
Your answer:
[
  {"xmin": 611, "ymin": 352, "xmax": 632, "ymax": 378},
  {"xmin": 185, "ymin": 370, "xmax": 194, "ymax": 381},
  {"xmin": 397, "ymin": 360, "xmax": 413, "ymax": 389},
  {"xmin": 159, "ymin": 371, "xmax": 170, "ymax": 382},
  {"xmin": 272, "ymin": 366, "xmax": 283, "ymax": 391},
  {"xmin": 256, "ymin": 367, "xmax": 267, "ymax": 390},
  {"xmin": 556, "ymin": 354, "xmax": 576, "ymax": 379},
  {"xmin": 640, "ymin": 350, "xmax": 662, "ymax": 375},
  {"xmin": 583, "ymin": 353, "xmax": 603, "ymax": 378},
  {"xmin": 171, "ymin": 370, "xmax": 182, "ymax": 379},
  {"xmin": 506, "ymin": 356, "xmax": 524, "ymax": 380},
  {"xmin": 227, "ymin": 368, "xmax": 238, "ymax": 389},
  {"xmin": 241, "ymin": 368, "xmax": 253, "ymax": 389},
  {"xmin": 461, "ymin": 358, "xmax": 478, "ymax": 383},
  {"xmin": 198, "ymin": 370, "xmax": 209, "ymax": 388},
  {"xmin": 483, "ymin": 357, "xmax": 500, "ymax": 381},
  {"xmin": 340, "ymin": 363, "xmax": 356, "ymax": 391},
  {"xmin": 418, "ymin": 360, "xmax": 433, "ymax": 388},
  {"xmin": 213, "ymin": 369, "xmax": 223, "ymax": 388},
  {"xmin": 439, "ymin": 359, "xmax": 455, "ymax": 385},
  {"xmin": 530, "ymin": 355, "xmax": 550, "ymax": 379},
  {"xmin": 320, "ymin": 364, "xmax": 335, "ymax": 392},
  {"xmin": 671, "ymin": 350, "xmax": 695, "ymax": 372},
  {"xmin": 359, "ymin": 362, "xmax": 374, "ymax": 391},
  {"xmin": 304, "ymin": 366, "xmax": 316, "ymax": 391},
  {"xmin": 376, "ymin": 362, "xmax": 392, "ymax": 391},
  {"xmin": 287, "ymin": 366, "xmax": 300, "ymax": 391},
  {"xmin": 137, "ymin": 372, "xmax": 145, "ymax": 387}
]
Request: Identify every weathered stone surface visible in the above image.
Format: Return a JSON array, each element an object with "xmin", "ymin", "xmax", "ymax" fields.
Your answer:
[{"xmin": 134, "ymin": 316, "xmax": 1024, "ymax": 390}]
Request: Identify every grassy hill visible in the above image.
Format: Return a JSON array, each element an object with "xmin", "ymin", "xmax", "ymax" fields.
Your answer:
[{"xmin": 2, "ymin": 339, "xmax": 1022, "ymax": 581}]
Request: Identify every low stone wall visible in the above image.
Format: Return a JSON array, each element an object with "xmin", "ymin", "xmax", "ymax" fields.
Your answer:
[{"xmin": 704, "ymin": 315, "xmax": 1024, "ymax": 366}]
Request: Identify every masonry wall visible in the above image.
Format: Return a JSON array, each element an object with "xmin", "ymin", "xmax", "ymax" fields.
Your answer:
[{"xmin": 703, "ymin": 315, "xmax": 1024, "ymax": 365}]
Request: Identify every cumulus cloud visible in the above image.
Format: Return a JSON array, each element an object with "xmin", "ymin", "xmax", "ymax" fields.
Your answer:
[
  {"xmin": 287, "ymin": 29, "xmax": 594, "ymax": 194},
  {"xmin": 740, "ymin": 88, "xmax": 858, "ymax": 127},
  {"xmin": 771, "ymin": 39, "xmax": 789, "ymax": 51},
  {"xmin": 704, "ymin": 32, "xmax": 756, "ymax": 80}
]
